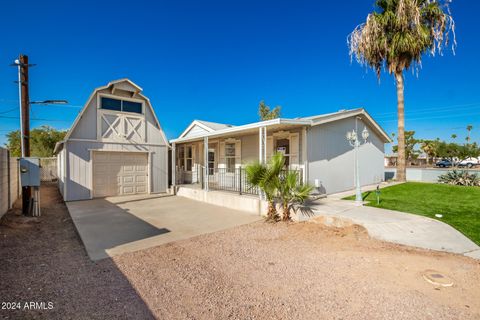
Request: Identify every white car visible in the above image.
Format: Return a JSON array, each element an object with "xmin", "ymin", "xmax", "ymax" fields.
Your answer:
[{"xmin": 457, "ymin": 157, "xmax": 480, "ymax": 168}]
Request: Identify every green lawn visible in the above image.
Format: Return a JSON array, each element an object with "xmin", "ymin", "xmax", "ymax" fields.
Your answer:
[{"xmin": 343, "ymin": 182, "xmax": 480, "ymax": 245}]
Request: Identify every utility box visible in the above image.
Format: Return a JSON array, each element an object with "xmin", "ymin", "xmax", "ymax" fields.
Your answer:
[{"xmin": 19, "ymin": 157, "xmax": 40, "ymax": 187}]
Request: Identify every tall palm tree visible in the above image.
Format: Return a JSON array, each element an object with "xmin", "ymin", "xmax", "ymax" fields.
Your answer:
[
  {"xmin": 348, "ymin": 0, "xmax": 456, "ymax": 181},
  {"xmin": 245, "ymin": 152, "xmax": 284, "ymax": 221},
  {"xmin": 451, "ymin": 134, "xmax": 457, "ymax": 140},
  {"xmin": 466, "ymin": 125, "xmax": 473, "ymax": 144},
  {"xmin": 277, "ymin": 171, "xmax": 313, "ymax": 221}
]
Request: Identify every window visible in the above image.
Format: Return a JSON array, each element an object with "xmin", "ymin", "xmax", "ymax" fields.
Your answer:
[
  {"xmin": 177, "ymin": 145, "xmax": 194, "ymax": 171},
  {"xmin": 101, "ymin": 97, "xmax": 121, "ymax": 111},
  {"xmin": 186, "ymin": 146, "xmax": 193, "ymax": 171},
  {"xmin": 100, "ymin": 97, "xmax": 143, "ymax": 114},
  {"xmin": 208, "ymin": 149, "xmax": 215, "ymax": 175},
  {"xmin": 276, "ymin": 139, "xmax": 290, "ymax": 166},
  {"xmin": 225, "ymin": 143, "xmax": 236, "ymax": 172}
]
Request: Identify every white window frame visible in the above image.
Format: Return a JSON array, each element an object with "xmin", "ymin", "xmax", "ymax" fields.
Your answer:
[
  {"xmin": 97, "ymin": 93, "xmax": 145, "ymax": 115},
  {"xmin": 225, "ymin": 142, "xmax": 236, "ymax": 173}
]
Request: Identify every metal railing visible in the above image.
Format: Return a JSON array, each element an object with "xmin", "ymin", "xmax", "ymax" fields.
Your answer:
[
  {"xmin": 207, "ymin": 167, "xmax": 303, "ymax": 196},
  {"xmin": 176, "ymin": 166, "xmax": 303, "ymax": 196}
]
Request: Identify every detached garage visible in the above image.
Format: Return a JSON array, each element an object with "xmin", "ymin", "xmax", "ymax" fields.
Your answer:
[{"xmin": 55, "ymin": 79, "xmax": 169, "ymax": 201}]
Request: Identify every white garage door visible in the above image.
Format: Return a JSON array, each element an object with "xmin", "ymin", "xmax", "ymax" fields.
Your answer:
[{"xmin": 93, "ymin": 151, "xmax": 148, "ymax": 198}]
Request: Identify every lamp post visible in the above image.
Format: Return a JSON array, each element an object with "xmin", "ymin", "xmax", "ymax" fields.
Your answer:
[{"xmin": 346, "ymin": 119, "xmax": 369, "ymax": 206}]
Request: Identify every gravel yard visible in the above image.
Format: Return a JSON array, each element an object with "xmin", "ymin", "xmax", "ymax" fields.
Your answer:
[{"xmin": 1, "ymin": 184, "xmax": 479, "ymax": 319}]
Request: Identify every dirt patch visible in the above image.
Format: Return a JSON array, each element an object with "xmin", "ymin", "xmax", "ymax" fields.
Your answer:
[
  {"xmin": 0, "ymin": 183, "xmax": 154, "ymax": 320},
  {"xmin": 113, "ymin": 220, "xmax": 480, "ymax": 320},
  {"xmin": 1, "ymin": 183, "xmax": 479, "ymax": 319}
]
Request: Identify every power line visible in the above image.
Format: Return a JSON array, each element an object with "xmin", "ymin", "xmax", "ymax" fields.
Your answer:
[
  {"xmin": 0, "ymin": 115, "xmax": 70, "ymax": 122},
  {"xmin": 371, "ymin": 102, "xmax": 480, "ymax": 117},
  {"xmin": 0, "ymin": 107, "xmax": 18, "ymax": 114},
  {"xmin": 372, "ymin": 103, "xmax": 480, "ymax": 119}
]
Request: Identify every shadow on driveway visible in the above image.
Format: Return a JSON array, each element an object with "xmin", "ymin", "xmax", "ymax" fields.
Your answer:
[{"xmin": 67, "ymin": 194, "xmax": 261, "ymax": 261}]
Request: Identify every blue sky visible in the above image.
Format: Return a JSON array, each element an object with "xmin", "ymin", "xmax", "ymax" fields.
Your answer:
[{"xmin": 1, "ymin": 0, "xmax": 479, "ymax": 150}]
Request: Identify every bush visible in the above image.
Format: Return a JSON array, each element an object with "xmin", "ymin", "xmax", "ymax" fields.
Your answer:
[{"xmin": 438, "ymin": 170, "xmax": 480, "ymax": 187}]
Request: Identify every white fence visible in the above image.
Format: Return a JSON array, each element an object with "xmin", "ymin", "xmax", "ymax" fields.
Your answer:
[
  {"xmin": 0, "ymin": 148, "xmax": 20, "ymax": 219},
  {"xmin": 385, "ymin": 167, "xmax": 480, "ymax": 182}
]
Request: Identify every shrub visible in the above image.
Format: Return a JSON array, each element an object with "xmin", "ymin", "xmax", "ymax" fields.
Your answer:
[{"xmin": 438, "ymin": 170, "xmax": 480, "ymax": 187}]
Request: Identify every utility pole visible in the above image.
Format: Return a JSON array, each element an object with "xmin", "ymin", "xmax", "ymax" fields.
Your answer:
[{"xmin": 15, "ymin": 54, "xmax": 32, "ymax": 215}]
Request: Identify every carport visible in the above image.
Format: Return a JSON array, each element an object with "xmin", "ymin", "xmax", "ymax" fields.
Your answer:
[{"xmin": 66, "ymin": 195, "xmax": 261, "ymax": 260}]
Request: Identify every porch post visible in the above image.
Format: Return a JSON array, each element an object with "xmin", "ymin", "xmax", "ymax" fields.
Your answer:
[
  {"xmin": 302, "ymin": 127, "xmax": 308, "ymax": 184},
  {"xmin": 204, "ymin": 136, "xmax": 209, "ymax": 191},
  {"xmin": 171, "ymin": 142, "xmax": 176, "ymax": 191},
  {"xmin": 258, "ymin": 126, "xmax": 267, "ymax": 199}
]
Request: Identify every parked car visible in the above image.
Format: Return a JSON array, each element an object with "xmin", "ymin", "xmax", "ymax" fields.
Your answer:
[
  {"xmin": 435, "ymin": 159, "xmax": 453, "ymax": 168},
  {"xmin": 457, "ymin": 157, "xmax": 480, "ymax": 168}
]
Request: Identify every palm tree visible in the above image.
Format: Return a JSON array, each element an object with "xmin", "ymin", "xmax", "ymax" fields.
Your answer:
[
  {"xmin": 466, "ymin": 125, "xmax": 473, "ymax": 144},
  {"xmin": 451, "ymin": 134, "xmax": 457, "ymax": 140},
  {"xmin": 245, "ymin": 152, "xmax": 284, "ymax": 221},
  {"xmin": 348, "ymin": 0, "xmax": 455, "ymax": 181},
  {"xmin": 277, "ymin": 171, "xmax": 314, "ymax": 221}
]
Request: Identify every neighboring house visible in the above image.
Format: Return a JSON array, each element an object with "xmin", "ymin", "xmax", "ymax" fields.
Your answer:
[
  {"xmin": 170, "ymin": 108, "xmax": 391, "ymax": 196},
  {"xmin": 384, "ymin": 153, "xmax": 428, "ymax": 167},
  {"xmin": 54, "ymin": 79, "xmax": 169, "ymax": 201}
]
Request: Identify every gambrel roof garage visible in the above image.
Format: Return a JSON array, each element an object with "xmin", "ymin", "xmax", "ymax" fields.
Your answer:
[{"xmin": 55, "ymin": 79, "xmax": 169, "ymax": 201}]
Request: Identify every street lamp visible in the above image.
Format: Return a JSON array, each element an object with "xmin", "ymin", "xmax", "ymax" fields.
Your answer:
[{"xmin": 346, "ymin": 118, "xmax": 369, "ymax": 206}]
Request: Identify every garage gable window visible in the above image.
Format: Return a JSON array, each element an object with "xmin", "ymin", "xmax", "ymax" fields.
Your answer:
[{"xmin": 100, "ymin": 97, "xmax": 143, "ymax": 114}]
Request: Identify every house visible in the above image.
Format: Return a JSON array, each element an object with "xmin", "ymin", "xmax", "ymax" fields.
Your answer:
[
  {"xmin": 170, "ymin": 108, "xmax": 391, "ymax": 199},
  {"xmin": 54, "ymin": 79, "xmax": 169, "ymax": 201}
]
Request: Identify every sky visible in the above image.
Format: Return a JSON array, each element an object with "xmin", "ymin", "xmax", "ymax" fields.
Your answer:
[{"xmin": 1, "ymin": 0, "xmax": 479, "ymax": 151}]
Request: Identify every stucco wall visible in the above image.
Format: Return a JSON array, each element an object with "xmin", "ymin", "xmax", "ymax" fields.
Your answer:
[
  {"xmin": 307, "ymin": 117, "xmax": 385, "ymax": 194},
  {"xmin": 0, "ymin": 148, "xmax": 20, "ymax": 218}
]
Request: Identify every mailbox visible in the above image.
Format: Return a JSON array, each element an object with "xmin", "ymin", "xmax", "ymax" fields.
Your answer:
[{"xmin": 19, "ymin": 157, "xmax": 40, "ymax": 187}]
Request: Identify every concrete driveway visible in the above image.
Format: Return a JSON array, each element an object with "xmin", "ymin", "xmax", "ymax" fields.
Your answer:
[{"xmin": 66, "ymin": 194, "xmax": 261, "ymax": 261}]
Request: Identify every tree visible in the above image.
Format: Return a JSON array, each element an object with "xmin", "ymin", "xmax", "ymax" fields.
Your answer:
[
  {"xmin": 245, "ymin": 152, "xmax": 284, "ymax": 221},
  {"xmin": 451, "ymin": 134, "xmax": 457, "ymax": 140},
  {"xmin": 419, "ymin": 139, "xmax": 439, "ymax": 165},
  {"xmin": 348, "ymin": 0, "xmax": 456, "ymax": 181},
  {"xmin": 466, "ymin": 125, "xmax": 473, "ymax": 144},
  {"xmin": 5, "ymin": 126, "xmax": 66, "ymax": 157},
  {"xmin": 258, "ymin": 100, "xmax": 281, "ymax": 120},
  {"xmin": 277, "ymin": 171, "xmax": 313, "ymax": 221},
  {"xmin": 392, "ymin": 130, "xmax": 420, "ymax": 162}
]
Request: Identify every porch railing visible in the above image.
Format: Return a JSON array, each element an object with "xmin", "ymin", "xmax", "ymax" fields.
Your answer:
[
  {"xmin": 208, "ymin": 167, "xmax": 304, "ymax": 196},
  {"xmin": 176, "ymin": 166, "xmax": 303, "ymax": 196}
]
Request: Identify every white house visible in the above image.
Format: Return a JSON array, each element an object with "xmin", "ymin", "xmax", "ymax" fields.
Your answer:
[
  {"xmin": 171, "ymin": 108, "xmax": 391, "ymax": 196},
  {"xmin": 55, "ymin": 79, "xmax": 169, "ymax": 201}
]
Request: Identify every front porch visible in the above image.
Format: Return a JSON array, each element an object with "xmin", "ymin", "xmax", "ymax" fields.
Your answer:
[{"xmin": 171, "ymin": 120, "xmax": 308, "ymax": 198}]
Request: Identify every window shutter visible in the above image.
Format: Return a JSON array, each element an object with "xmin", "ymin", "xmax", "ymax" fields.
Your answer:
[
  {"xmin": 266, "ymin": 136, "xmax": 273, "ymax": 160},
  {"xmin": 235, "ymin": 140, "xmax": 242, "ymax": 168},
  {"xmin": 219, "ymin": 141, "xmax": 226, "ymax": 169},
  {"xmin": 289, "ymin": 133, "xmax": 299, "ymax": 168}
]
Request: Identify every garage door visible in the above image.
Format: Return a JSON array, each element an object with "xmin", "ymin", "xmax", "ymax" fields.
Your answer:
[{"xmin": 93, "ymin": 151, "xmax": 148, "ymax": 197}]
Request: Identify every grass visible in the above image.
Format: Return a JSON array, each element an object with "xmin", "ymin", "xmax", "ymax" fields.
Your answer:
[{"xmin": 343, "ymin": 182, "xmax": 480, "ymax": 245}]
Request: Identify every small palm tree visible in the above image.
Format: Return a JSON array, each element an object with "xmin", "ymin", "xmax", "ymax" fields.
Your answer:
[
  {"xmin": 245, "ymin": 153, "xmax": 284, "ymax": 221},
  {"xmin": 277, "ymin": 171, "xmax": 313, "ymax": 221},
  {"xmin": 349, "ymin": 0, "xmax": 456, "ymax": 182}
]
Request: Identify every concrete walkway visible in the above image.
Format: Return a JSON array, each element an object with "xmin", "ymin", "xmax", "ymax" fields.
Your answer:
[
  {"xmin": 307, "ymin": 197, "xmax": 480, "ymax": 259},
  {"xmin": 66, "ymin": 194, "xmax": 261, "ymax": 261}
]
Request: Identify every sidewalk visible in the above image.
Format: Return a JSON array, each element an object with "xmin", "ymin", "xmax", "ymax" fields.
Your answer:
[{"xmin": 305, "ymin": 186, "xmax": 480, "ymax": 260}]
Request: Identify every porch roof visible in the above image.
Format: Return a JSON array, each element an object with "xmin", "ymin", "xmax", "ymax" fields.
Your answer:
[
  {"xmin": 170, "ymin": 118, "xmax": 311, "ymax": 143},
  {"xmin": 170, "ymin": 108, "xmax": 392, "ymax": 144}
]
